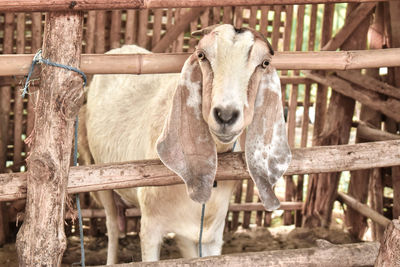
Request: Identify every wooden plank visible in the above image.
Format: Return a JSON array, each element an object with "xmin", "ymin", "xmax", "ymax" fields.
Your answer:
[
  {"xmin": 1, "ymin": 140, "xmax": 400, "ymax": 202},
  {"xmin": 303, "ymin": 71, "xmax": 400, "ymax": 122},
  {"xmin": 369, "ymin": 168, "xmax": 385, "ymax": 240},
  {"xmin": 0, "ymin": 0, "xmax": 389, "ymax": 12},
  {"xmin": 152, "ymin": 8, "xmax": 205, "ymax": 52},
  {"xmin": 15, "ymin": 11, "xmax": 84, "ymax": 266},
  {"xmin": 3, "ymin": 48, "xmax": 400, "ymax": 76},
  {"xmin": 231, "ymin": 180, "xmax": 243, "ymax": 230},
  {"xmin": 100, "ymin": 242, "xmax": 380, "ymax": 267},
  {"xmin": 322, "ymin": 3, "xmax": 376, "ymax": 51}
]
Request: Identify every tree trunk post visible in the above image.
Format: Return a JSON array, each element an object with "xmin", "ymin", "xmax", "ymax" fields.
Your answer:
[
  {"xmin": 15, "ymin": 11, "xmax": 84, "ymax": 266},
  {"xmin": 375, "ymin": 219, "xmax": 400, "ymax": 266}
]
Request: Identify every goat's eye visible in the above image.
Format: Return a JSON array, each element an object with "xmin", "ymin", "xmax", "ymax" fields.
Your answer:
[
  {"xmin": 261, "ymin": 60, "xmax": 270, "ymax": 69},
  {"xmin": 197, "ymin": 51, "xmax": 206, "ymax": 61}
]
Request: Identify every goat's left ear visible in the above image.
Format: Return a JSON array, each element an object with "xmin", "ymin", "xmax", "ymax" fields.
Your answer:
[
  {"xmin": 156, "ymin": 55, "xmax": 217, "ymax": 204},
  {"xmin": 245, "ymin": 69, "xmax": 291, "ymax": 211}
]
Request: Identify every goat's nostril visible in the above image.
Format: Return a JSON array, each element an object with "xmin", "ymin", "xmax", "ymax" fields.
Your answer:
[{"xmin": 213, "ymin": 107, "xmax": 240, "ymax": 125}]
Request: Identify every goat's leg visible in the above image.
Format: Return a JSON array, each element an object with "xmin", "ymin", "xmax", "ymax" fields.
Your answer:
[
  {"xmin": 175, "ymin": 235, "xmax": 198, "ymax": 258},
  {"xmin": 93, "ymin": 190, "xmax": 120, "ymax": 265},
  {"xmin": 140, "ymin": 217, "xmax": 163, "ymax": 262},
  {"xmin": 201, "ymin": 238, "xmax": 224, "ymax": 257}
]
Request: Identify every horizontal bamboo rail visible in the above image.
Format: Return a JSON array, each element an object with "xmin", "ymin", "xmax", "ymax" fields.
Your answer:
[
  {"xmin": 104, "ymin": 242, "xmax": 380, "ymax": 267},
  {"xmin": 71, "ymin": 202, "xmax": 303, "ymax": 219},
  {"xmin": 337, "ymin": 192, "xmax": 391, "ymax": 227},
  {"xmin": 2, "ymin": 48, "xmax": 400, "ymax": 76},
  {"xmin": 1, "ymin": 139, "xmax": 399, "ymax": 202},
  {"xmin": 0, "ymin": 0, "xmax": 388, "ymax": 12}
]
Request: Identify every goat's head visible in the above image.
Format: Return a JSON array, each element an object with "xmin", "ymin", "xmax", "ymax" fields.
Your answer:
[{"xmin": 157, "ymin": 24, "xmax": 291, "ymax": 211}]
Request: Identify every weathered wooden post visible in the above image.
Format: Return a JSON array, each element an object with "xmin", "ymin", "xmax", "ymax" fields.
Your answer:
[{"xmin": 15, "ymin": 11, "xmax": 84, "ymax": 266}]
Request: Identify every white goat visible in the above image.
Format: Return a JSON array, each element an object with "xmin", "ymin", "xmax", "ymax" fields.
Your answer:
[{"xmin": 85, "ymin": 24, "xmax": 291, "ymax": 264}]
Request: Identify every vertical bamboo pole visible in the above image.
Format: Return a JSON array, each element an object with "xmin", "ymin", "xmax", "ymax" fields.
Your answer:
[
  {"xmin": 13, "ymin": 13, "xmax": 26, "ymax": 172},
  {"xmin": 242, "ymin": 180, "xmax": 254, "ymax": 229},
  {"xmin": 95, "ymin": 11, "xmax": 106, "ymax": 54},
  {"xmin": 249, "ymin": 6, "xmax": 258, "ymax": 29},
  {"xmin": 303, "ymin": 3, "xmax": 371, "ymax": 228},
  {"xmin": 345, "ymin": 3, "xmax": 383, "ymax": 240},
  {"xmin": 388, "ymin": 0, "xmax": 400, "ymax": 222},
  {"xmin": 200, "ymin": 8, "xmax": 210, "ymax": 28},
  {"xmin": 234, "ymin": 7, "xmax": 244, "ymax": 29},
  {"xmin": 15, "ymin": 11, "xmax": 84, "ymax": 266},
  {"xmin": 125, "ymin": 10, "xmax": 137, "ymax": 45},
  {"xmin": 222, "ymin": 7, "xmax": 233, "ymax": 24},
  {"xmin": 284, "ymin": 4, "xmax": 305, "ymax": 226},
  {"xmin": 271, "ymin": 5, "xmax": 282, "ymax": 50},
  {"xmin": 302, "ymin": 3, "xmax": 334, "ymax": 227},
  {"xmin": 259, "ymin": 6, "xmax": 270, "ymax": 37},
  {"xmin": 0, "ymin": 12, "xmax": 14, "ymax": 246},
  {"xmin": 85, "ymin": 11, "xmax": 96, "ymax": 53},
  {"xmin": 28, "ymin": 12, "xmax": 42, "ymax": 139},
  {"xmin": 152, "ymin": 9, "xmax": 163, "ymax": 49},
  {"xmin": 295, "ymin": 4, "xmax": 317, "ymax": 227},
  {"xmin": 110, "ymin": 10, "xmax": 122, "ymax": 49},
  {"xmin": 137, "ymin": 9, "xmax": 149, "ymax": 49},
  {"xmin": 188, "ymin": 17, "xmax": 198, "ymax": 52},
  {"xmin": 212, "ymin": 7, "xmax": 221, "ymax": 24}
]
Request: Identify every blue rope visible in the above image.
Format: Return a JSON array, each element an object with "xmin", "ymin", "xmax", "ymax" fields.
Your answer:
[
  {"xmin": 198, "ymin": 140, "xmax": 237, "ymax": 258},
  {"xmin": 23, "ymin": 50, "xmax": 86, "ymax": 266},
  {"xmin": 198, "ymin": 203, "xmax": 206, "ymax": 257},
  {"xmin": 22, "ymin": 50, "xmax": 87, "ymax": 98},
  {"xmin": 74, "ymin": 116, "xmax": 86, "ymax": 267}
]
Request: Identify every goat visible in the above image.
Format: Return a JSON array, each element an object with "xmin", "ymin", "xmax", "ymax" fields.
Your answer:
[{"xmin": 85, "ymin": 24, "xmax": 291, "ymax": 264}]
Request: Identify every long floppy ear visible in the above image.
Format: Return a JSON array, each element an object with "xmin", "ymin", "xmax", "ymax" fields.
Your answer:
[
  {"xmin": 156, "ymin": 54, "xmax": 217, "ymax": 204},
  {"xmin": 245, "ymin": 69, "xmax": 291, "ymax": 211}
]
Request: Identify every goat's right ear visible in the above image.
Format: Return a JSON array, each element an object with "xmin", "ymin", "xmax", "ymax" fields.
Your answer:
[{"xmin": 156, "ymin": 55, "xmax": 217, "ymax": 204}]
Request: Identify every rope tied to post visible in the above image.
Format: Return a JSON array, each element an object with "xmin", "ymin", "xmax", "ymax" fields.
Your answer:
[
  {"xmin": 23, "ymin": 49, "xmax": 87, "ymax": 267},
  {"xmin": 22, "ymin": 49, "xmax": 87, "ymax": 98}
]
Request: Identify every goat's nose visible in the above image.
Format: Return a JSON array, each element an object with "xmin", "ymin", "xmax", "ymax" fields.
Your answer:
[{"xmin": 213, "ymin": 106, "xmax": 240, "ymax": 126}]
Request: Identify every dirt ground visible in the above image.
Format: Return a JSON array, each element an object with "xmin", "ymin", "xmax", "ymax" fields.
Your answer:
[{"xmin": 0, "ymin": 225, "xmax": 357, "ymax": 266}]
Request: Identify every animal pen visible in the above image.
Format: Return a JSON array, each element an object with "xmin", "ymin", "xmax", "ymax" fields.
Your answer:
[{"xmin": 0, "ymin": 0, "xmax": 399, "ymax": 266}]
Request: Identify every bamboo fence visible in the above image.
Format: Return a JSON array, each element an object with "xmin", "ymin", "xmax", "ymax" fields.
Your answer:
[{"xmin": 0, "ymin": 2, "xmax": 399, "ymax": 243}]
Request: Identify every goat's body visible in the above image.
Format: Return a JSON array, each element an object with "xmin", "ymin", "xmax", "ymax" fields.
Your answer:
[{"xmin": 86, "ymin": 45, "xmax": 237, "ymax": 263}]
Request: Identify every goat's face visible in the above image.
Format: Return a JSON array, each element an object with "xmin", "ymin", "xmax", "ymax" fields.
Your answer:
[
  {"xmin": 157, "ymin": 24, "xmax": 291, "ymax": 210},
  {"xmin": 196, "ymin": 24, "xmax": 274, "ymax": 144}
]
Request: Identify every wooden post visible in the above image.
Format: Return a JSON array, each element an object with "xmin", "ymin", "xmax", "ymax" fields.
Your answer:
[
  {"xmin": 388, "ymin": 0, "xmax": 400, "ymax": 221},
  {"xmin": 15, "ymin": 11, "xmax": 84, "ymax": 266},
  {"xmin": 375, "ymin": 219, "xmax": 400, "ymax": 266},
  {"xmin": 345, "ymin": 3, "xmax": 384, "ymax": 240},
  {"xmin": 302, "ymin": 3, "xmax": 371, "ymax": 228}
]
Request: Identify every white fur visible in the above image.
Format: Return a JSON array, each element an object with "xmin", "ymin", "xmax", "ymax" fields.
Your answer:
[{"xmin": 86, "ymin": 45, "xmax": 237, "ymax": 264}]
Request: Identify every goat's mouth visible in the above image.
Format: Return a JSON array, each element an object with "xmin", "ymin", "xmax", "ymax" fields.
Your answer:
[{"xmin": 209, "ymin": 129, "xmax": 241, "ymax": 144}]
